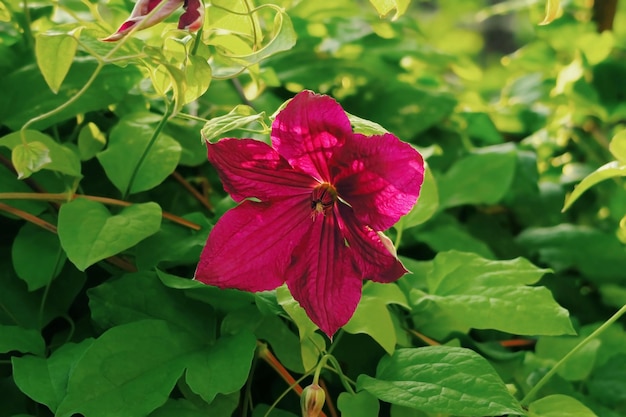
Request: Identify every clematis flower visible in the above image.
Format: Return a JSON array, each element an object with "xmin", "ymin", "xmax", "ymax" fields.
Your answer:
[
  {"xmin": 195, "ymin": 91, "xmax": 424, "ymax": 337},
  {"xmin": 102, "ymin": 0, "xmax": 204, "ymax": 42}
]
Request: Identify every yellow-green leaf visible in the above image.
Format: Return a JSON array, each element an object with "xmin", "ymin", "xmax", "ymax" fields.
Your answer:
[
  {"xmin": 539, "ymin": 0, "xmax": 561, "ymax": 25},
  {"xmin": 35, "ymin": 29, "xmax": 81, "ymax": 93}
]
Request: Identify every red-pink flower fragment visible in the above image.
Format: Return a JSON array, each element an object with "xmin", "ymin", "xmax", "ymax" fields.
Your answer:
[
  {"xmin": 195, "ymin": 91, "xmax": 425, "ymax": 337},
  {"xmin": 102, "ymin": 0, "xmax": 204, "ymax": 42}
]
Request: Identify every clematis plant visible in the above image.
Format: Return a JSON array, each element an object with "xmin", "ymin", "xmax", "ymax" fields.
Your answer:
[
  {"xmin": 102, "ymin": 0, "xmax": 204, "ymax": 42},
  {"xmin": 195, "ymin": 91, "xmax": 424, "ymax": 337}
]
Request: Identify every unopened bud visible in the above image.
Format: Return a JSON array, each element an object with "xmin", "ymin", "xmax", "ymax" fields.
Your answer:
[{"xmin": 300, "ymin": 383, "xmax": 325, "ymax": 417}]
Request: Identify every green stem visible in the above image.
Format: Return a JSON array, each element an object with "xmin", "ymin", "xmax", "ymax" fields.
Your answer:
[
  {"xmin": 123, "ymin": 100, "xmax": 173, "ymax": 198},
  {"xmin": 394, "ymin": 227, "xmax": 403, "ymax": 249},
  {"xmin": 326, "ymin": 356, "xmax": 356, "ymax": 394},
  {"xmin": 520, "ymin": 304, "xmax": 626, "ymax": 406}
]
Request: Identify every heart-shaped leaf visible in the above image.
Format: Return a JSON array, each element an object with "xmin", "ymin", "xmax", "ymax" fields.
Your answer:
[{"xmin": 58, "ymin": 199, "xmax": 161, "ymax": 271}]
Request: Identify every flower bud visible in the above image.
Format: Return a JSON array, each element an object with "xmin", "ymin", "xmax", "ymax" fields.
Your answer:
[{"xmin": 300, "ymin": 383, "xmax": 325, "ymax": 417}]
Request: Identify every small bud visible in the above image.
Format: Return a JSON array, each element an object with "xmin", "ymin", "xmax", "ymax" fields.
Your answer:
[{"xmin": 300, "ymin": 383, "xmax": 325, "ymax": 417}]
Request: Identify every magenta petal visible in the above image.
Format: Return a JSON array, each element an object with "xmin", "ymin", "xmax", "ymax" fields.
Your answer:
[
  {"xmin": 333, "ymin": 133, "xmax": 424, "ymax": 231},
  {"xmin": 101, "ymin": 0, "xmax": 184, "ymax": 41},
  {"xmin": 272, "ymin": 91, "xmax": 353, "ymax": 181},
  {"xmin": 286, "ymin": 212, "xmax": 363, "ymax": 337},
  {"xmin": 207, "ymin": 139, "xmax": 317, "ymax": 202},
  {"xmin": 195, "ymin": 197, "xmax": 312, "ymax": 292},
  {"xmin": 178, "ymin": 0, "xmax": 204, "ymax": 31},
  {"xmin": 338, "ymin": 205, "xmax": 407, "ymax": 283}
]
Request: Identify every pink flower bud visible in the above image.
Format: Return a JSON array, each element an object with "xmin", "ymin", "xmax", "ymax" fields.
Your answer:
[{"xmin": 300, "ymin": 383, "xmax": 325, "ymax": 417}]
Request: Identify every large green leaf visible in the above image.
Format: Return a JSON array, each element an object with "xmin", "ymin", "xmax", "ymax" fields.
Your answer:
[
  {"xmin": 12, "ymin": 340, "xmax": 94, "ymax": 413},
  {"xmin": 55, "ymin": 320, "xmax": 203, "ymax": 417},
  {"xmin": 185, "ymin": 331, "xmax": 257, "ymax": 403},
  {"xmin": 57, "ymin": 199, "xmax": 162, "ymax": 271},
  {"xmin": 587, "ymin": 354, "xmax": 626, "ymax": 407},
  {"xmin": 517, "ymin": 224, "xmax": 626, "ymax": 282},
  {"xmin": 342, "ymin": 283, "xmax": 408, "ymax": 355},
  {"xmin": 337, "ymin": 391, "xmax": 380, "ymax": 417},
  {"xmin": 438, "ymin": 144, "xmax": 517, "ymax": 208},
  {"xmin": 394, "ymin": 166, "xmax": 439, "ymax": 231},
  {"xmin": 0, "ymin": 325, "xmax": 45, "ymax": 355},
  {"xmin": 357, "ymin": 346, "xmax": 524, "ymax": 416},
  {"xmin": 536, "ymin": 336, "xmax": 601, "ymax": 381},
  {"xmin": 97, "ymin": 115, "xmax": 182, "ymax": 195},
  {"xmin": 409, "ymin": 251, "xmax": 574, "ymax": 339},
  {"xmin": 88, "ymin": 272, "xmax": 216, "ymax": 338},
  {"xmin": 0, "ymin": 57, "xmax": 143, "ymax": 130},
  {"xmin": 12, "ymin": 221, "xmax": 65, "ymax": 290}
]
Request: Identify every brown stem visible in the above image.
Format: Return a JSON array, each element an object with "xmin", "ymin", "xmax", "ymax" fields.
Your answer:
[
  {"xmin": 170, "ymin": 171, "xmax": 214, "ymax": 212},
  {"xmin": 408, "ymin": 329, "xmax": 441, "ymax": 346},
  {"xmin": 0, "ymin": 192, "xmax": 201, "ymax": 231},
  {"xmin": 593, "ymin": 0, "xmax": 618, "ymax": 32},
  {"xmin": 319, "ymin": 379, "xmax": 338, "ymax": 417}
]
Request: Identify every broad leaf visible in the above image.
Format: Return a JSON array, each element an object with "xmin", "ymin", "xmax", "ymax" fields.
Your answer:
[
  {"xmin": 357, "ymin": 346, "xmax": 524, "ymax": 416},
  {"xmin": 610, "ymin": 130, "xmax": 626, "ymax": 162},
  {"xmin": 369, "ymin": 0, "xmax": 410, "ymax": 20},
  {"xmin": 395, "ymin": 166, "xmax": 439, "ymax": 231},
  {"xmin": 409, "ymin": 251, "xmax": 574, "ymax": 339},
  {"xmin": 438, "ymin": 144, "xmax": 517, "ymax": 208},
  {"xmin": 57, "ymin": 199, "xmax": 162, "ymax": 271},
  {"xmin": 97, "ymin": 115, "xmax": 182, "ymax": 195},
  {"xmin": 0, "ymin": 325, "xmax": 45, "ymax": 355},
  {"xmin": 35, "ymin": 29, "xmax": 80, "ymax": 93},
  {"xmin": 185, "ymin": 331, "xmax": 257, "ymax": 403},
  {"xmin": 12, "ymin": 222, "xmax": 66, "ymax": 290},
  {"xmin": 10, "ymin": 141, "xmax": 51, "ymax": 179},
  {"xmin": 528, "ymin": 394, "xmax": 596, "ymax": 417},
  {"xmin": 12, "ymin": 340, "xmax": 94, "ymax": 413},
  {"xmin": 562, "ymin": 161, "xmax": 626, "ymax": 211},
  {"xmin": 55, "ymin": 320, "xmax": 202, "ymax": 417},
  {"xmin": 201, "ymin": 105, "xmax": 267, "ymax": 144},
  {"xmin": 337, "ymin": 391, "xmax": 380, "ymax": 417},
  {"xmin": 343, "ymin": 283, "xmax": 408, "ymax": 355}
]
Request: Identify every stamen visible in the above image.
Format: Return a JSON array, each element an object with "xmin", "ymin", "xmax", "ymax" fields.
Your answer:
[{"xmin": 310, "ymin": 183, "xmax": 337, "ymax": 220}]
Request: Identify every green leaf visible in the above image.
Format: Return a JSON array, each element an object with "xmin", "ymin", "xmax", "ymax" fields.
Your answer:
[
  {"xmin": 57, "ymin": 199, "xmax": 162, "ymax": 271},
  {"xmin": 438, "ymin": 144, "xmax": 517, "ymax": 208},
  {"xmin": 35, "ymin": 29, "xmax": 80, "ymax": 93},
  {"xmin": 528, "ymin": 394, "xmax": 597, "ymax": 417},
  {"xmin": 10, "ymin": 141, "xmax": 51, "ymax": 179},
  {"xmin": 56, "ymin": 320, "xmax": 202, "ymax": 417},
  {"xmin": 347, "ymin": 112, "xmax": 388, "ymax": 135},
  {"xmin": 562, "ymin": 161, "xmax": 626, "ymax": 211},
  {"xmin": 0, "ymin": 57, "xmax": 143, "ymax": 131},
  {"xmin": 12, "ymin": 340, "xmax": 94, "ymax": 413},
  {"xmin": 201, "ymin": 105, "xmax": 267, "ymax": 144},
  {"xmin": 610, "ymin": 130, "xmax": 626, "ymax": 163},
  {"xmin": 149, "ymin": 396, "xmax": 239, "ymax": 417},
  {"xmin": 587, "ymin": 354, "xmax": 626, "ymax": 407},
  {"xmin": 516, "ymin": 224, "xmax": 626, "ymax": 282},
  {"xmin": 219, "ymin": 7, "xmax": 297, "ymax": 67},
  {"xmin": 343, "ymin": 283, "xmax": 408, "ymax": 355},
  {"xmin": 410, "ymin": 251, "xmax": 574, "ymax": 339},
  {"xmin": 12, "ymin": 221, "xmax": 66, "ymax": 291},
  {"xmin": 539, "ymin": 0, "xmax": 561, "ymax": 25},
  {"xmin": 77, "ymin": 122, "xmax": 106, "ymax": 161},
  {"xmin": 0, "ymin": 131, "xmax": 81, "ymax": 178},
  {"xmin": 135, "ymin": 212, "xmax": 211, "ymax": 270},
  {"xmin": 88, "ymin": 272, "xmax": 216, "ymax": 338},
  {"xmin": 357, "ymin": 346, "xmax": 524, "ymax": 416},
  {"xmin": 395, "ymin": 165, "xmax": 439, "ymax": 231},
  {"xmin": 183, "ymin": 55, "xmax": 212, "ymax": 104},
  {"xmin": 338, "ymin": 391, "xmax": 380, "ymax": 417},
  {"xmin": 185, "ymin": 331, "xmax": 257, "ymax": 403},
  {"xmin": 0, "ymin": 325, "xmax": 45, "ymax": 355},
  {"xmin": 369, "ymin": 0, "xmax": 410, "ymax": 20},
  {"xmin": 97, "ymin": 115, "xmax": 182, "ymax": 195},
  {"xmin": 276, "ymin": 286, "xmax": 326, "ymax": 371},
  {"xmin": 536, "ymin": 336, "xmax": 601, "ymax": 381}
]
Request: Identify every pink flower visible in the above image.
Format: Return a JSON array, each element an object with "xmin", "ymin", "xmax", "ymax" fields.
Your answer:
[
  {"xmin": 102, "ymin": 0, "xmax": 204, "ymax": 42},
  {"xmin": 195, "ymin": 91, "xmax": 424, "ymax": 337}
]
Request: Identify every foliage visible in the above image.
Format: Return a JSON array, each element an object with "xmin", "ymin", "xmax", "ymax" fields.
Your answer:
[{"xmin": 1, "ymin": 0, "xmax": 626, "ymax": 417}]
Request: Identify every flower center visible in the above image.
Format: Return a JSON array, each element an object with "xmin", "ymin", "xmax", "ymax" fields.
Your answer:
[{"xmin": 311, "ymin": 183, "xmax": 337, "ymax": 219}]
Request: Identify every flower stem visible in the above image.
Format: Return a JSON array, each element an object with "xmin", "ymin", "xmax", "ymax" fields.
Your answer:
[{"xmin": 520, "ymin": 304, "xmax": 626, "ymax": 406}]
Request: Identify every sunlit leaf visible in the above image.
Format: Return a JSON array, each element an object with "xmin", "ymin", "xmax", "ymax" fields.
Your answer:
[
  {"xmin": 528, "ymin": 395, "xmax": 597, "ymax": 417},
  {"xmin": 358, "ymin": 346, "xmax": 525, "ymax": 416},
  {"xmin": 562, "ymin": 161, "xmax": 626, "ymax": 211},
  {"xmin": 539, "ymin": 0, "xmax": 561, "ymax": 25},
  {"xmin": 35, "ymin": 28, "xmax": 81, "ymax": 93}
]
